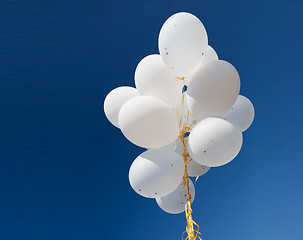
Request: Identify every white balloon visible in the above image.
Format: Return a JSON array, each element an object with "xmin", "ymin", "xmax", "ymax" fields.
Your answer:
[
  {"xmin": 135, "ymin": 54, "xmax": 183, "ymax": 108},
  {"xmin": 188, "ymin": 117, "xmax": 242, "ymax": 167},
  {"xmin": 222, "ymin": 95, "xmax": 255, "ymax": 132},
  {"xmin": 158, "ymin": 12, "xmax": 208, "ymax": 76},
  {"xmin": 103, "ymin": 86, "xmax": 139, "ymax": 128},
  {"xmin": 156, "ymin": 179, "xmax": 195, "ymax": 214},
  {"xmin": 201, "ymin": 45, "xmax": 218, "ymax": 65},
  {"xmin": 175, "ymin": 93, "xmax": 197, "ymax": 128},
  {"xmin": 187, "ymin": 160, "xmax": 211, "ymax": 177},
  {"xmin": 119, "ymin": 96, "xmax": 179, "ymax": 148},
  {"xmin": 187, "ymin": 60, "xmax": 240, "ymax": 121},
  {"xmin": 175, "ymin": 142, "xmax": 210, "ymax": 177},
  {"xmin": 129, "ymin": 149, "xmax": 185, "ymax": 198},
  {"xmin": 146, "ymin": 140, "xmax": 178, "ymax": 152},
  {"xmin": 159, "ymin": 140, "xmax": 178, "ymax": 151}
]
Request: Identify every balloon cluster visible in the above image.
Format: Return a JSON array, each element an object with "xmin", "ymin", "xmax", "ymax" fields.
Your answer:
[{"xmin": 104, "ymin": 12, "xmax": 254, "ymax": 238}]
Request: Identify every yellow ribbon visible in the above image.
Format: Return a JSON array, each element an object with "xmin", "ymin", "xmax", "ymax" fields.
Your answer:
[{"xmin": 177, "ymin": 77, "xmax": 203, "ymax": 240}]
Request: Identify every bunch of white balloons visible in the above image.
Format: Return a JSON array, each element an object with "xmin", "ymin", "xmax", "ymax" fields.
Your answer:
[{"xmin": 104, "ymin": 12, "xmax": 254, "ymax": 214}]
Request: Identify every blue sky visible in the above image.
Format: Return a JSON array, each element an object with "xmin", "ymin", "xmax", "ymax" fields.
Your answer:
[{"xmin": 0, "ymin": 0, "xmax": 302, "ymax": 239}]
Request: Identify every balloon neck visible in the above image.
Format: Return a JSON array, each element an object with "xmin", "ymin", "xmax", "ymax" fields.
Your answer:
[{"xmin": 175, "ymin": 76, "xmax": 188, "ymax": 83}]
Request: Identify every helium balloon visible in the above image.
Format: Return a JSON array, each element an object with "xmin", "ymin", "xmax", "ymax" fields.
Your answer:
[
  {"xmin": 187, "ymin": 160, "xmax": 210, "ymax": 177},
  {"xmin": 188, "ymin": 117, "xmax": 242, "ymax": 167},
  {"xmin": 156, "ymin": 179, "xmax": 195, "ymax": 214},
  {"xmin": 160, "ymin": 140, "xmax": 178, "ymax": 151},
  {"xmin": 146, "ymin": 140, "xmax": 178, "ymax": 152},
  {"xmin": 222, "ymin": 95, "xmax": 255, "ymax": 132},
  {"xmin": 175, "ymin": 142, "xmax": 210, "ymax": 177},
  {"xmin": 103, "ymin": 86, "xmax": 139, "ymax": 128},
  {"xmin": 129, "ymin": 149, "xmax": 184, "ymax": 198},
  {"xmin": 175, "ymin": 93, "xmax": 197, "ymax": 128},
  {"xmin": 119, "ymin": 96, "xmax": 179, "ymax": 148},
  {"xmin": 135, "ymin": 54, "xmax": 183, "ymax": 108},
  {"xmin": 158, "ymin": 12, "xmax": 208, "ymax": 76},
  {"xmin": 201, "ymin": 45, "xmax": 218, "ymax": 65},
  {"xmin": 187, "ymin": 60, "xmax": 240, "ymax": 121}
]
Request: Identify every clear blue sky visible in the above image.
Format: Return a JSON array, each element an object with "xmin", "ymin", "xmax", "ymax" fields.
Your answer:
[{"xmin": 0, "ymin": 0, "xmax": 302, "ymax": 239}]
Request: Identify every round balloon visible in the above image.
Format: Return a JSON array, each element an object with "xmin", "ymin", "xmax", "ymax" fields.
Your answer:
[
  {"xmin": 188, "ymin": 117, "xmax": 242, "ymax": 167},
  {"xmin": 187, "ymin": 160, "xmax": 211, "ymax": 177},
  {"xmin": 158, "ymin": 12, "xmax": 208, "ymax": 76},
  {"xmin": 156, "ymin": 179, "xmax": 195, "ymax": 214},
  {"xmin": 186, "ymin": 60, "xmax": 240, "ymax": 121},
  {"xmin": 135, "ymin": 54, "xmax": 183, "ymax": 108},
  {"xmin": 222, "ymin": 95, "xmax": 255, "ymax": 132},
  {"xmin": 119, "ymin": 96, "xmax": 179, "ymax": 148},
  {"xmin": 103, "ymin": 86, "xmax": 139, "ymax": 128},
  {"xmin": 175, "ymin": 142, "xmax": 210, "ymax": 177},
  {"xmin": 129, "ymin": 149, "xmax": 184, "ymax": 198},
  {"xmin": 200, "ymin": 45, "xmax": 218, "ymax": 65},
  {"xmin": 146, "ymin": 140, "xmax": 178, "ymax": 152},
  {"xmin": 175, "ymin": 93, "xmax": 197, "ymax": 128},
  {"xmin": 159, "ymin": 140, "xmax": 178, "ymax": 151}
]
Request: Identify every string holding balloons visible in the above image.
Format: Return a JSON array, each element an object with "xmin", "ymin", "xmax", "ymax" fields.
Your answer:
[{"xmin": 103, "ymin": 12, "xmax": 254, "ymax": 240}]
